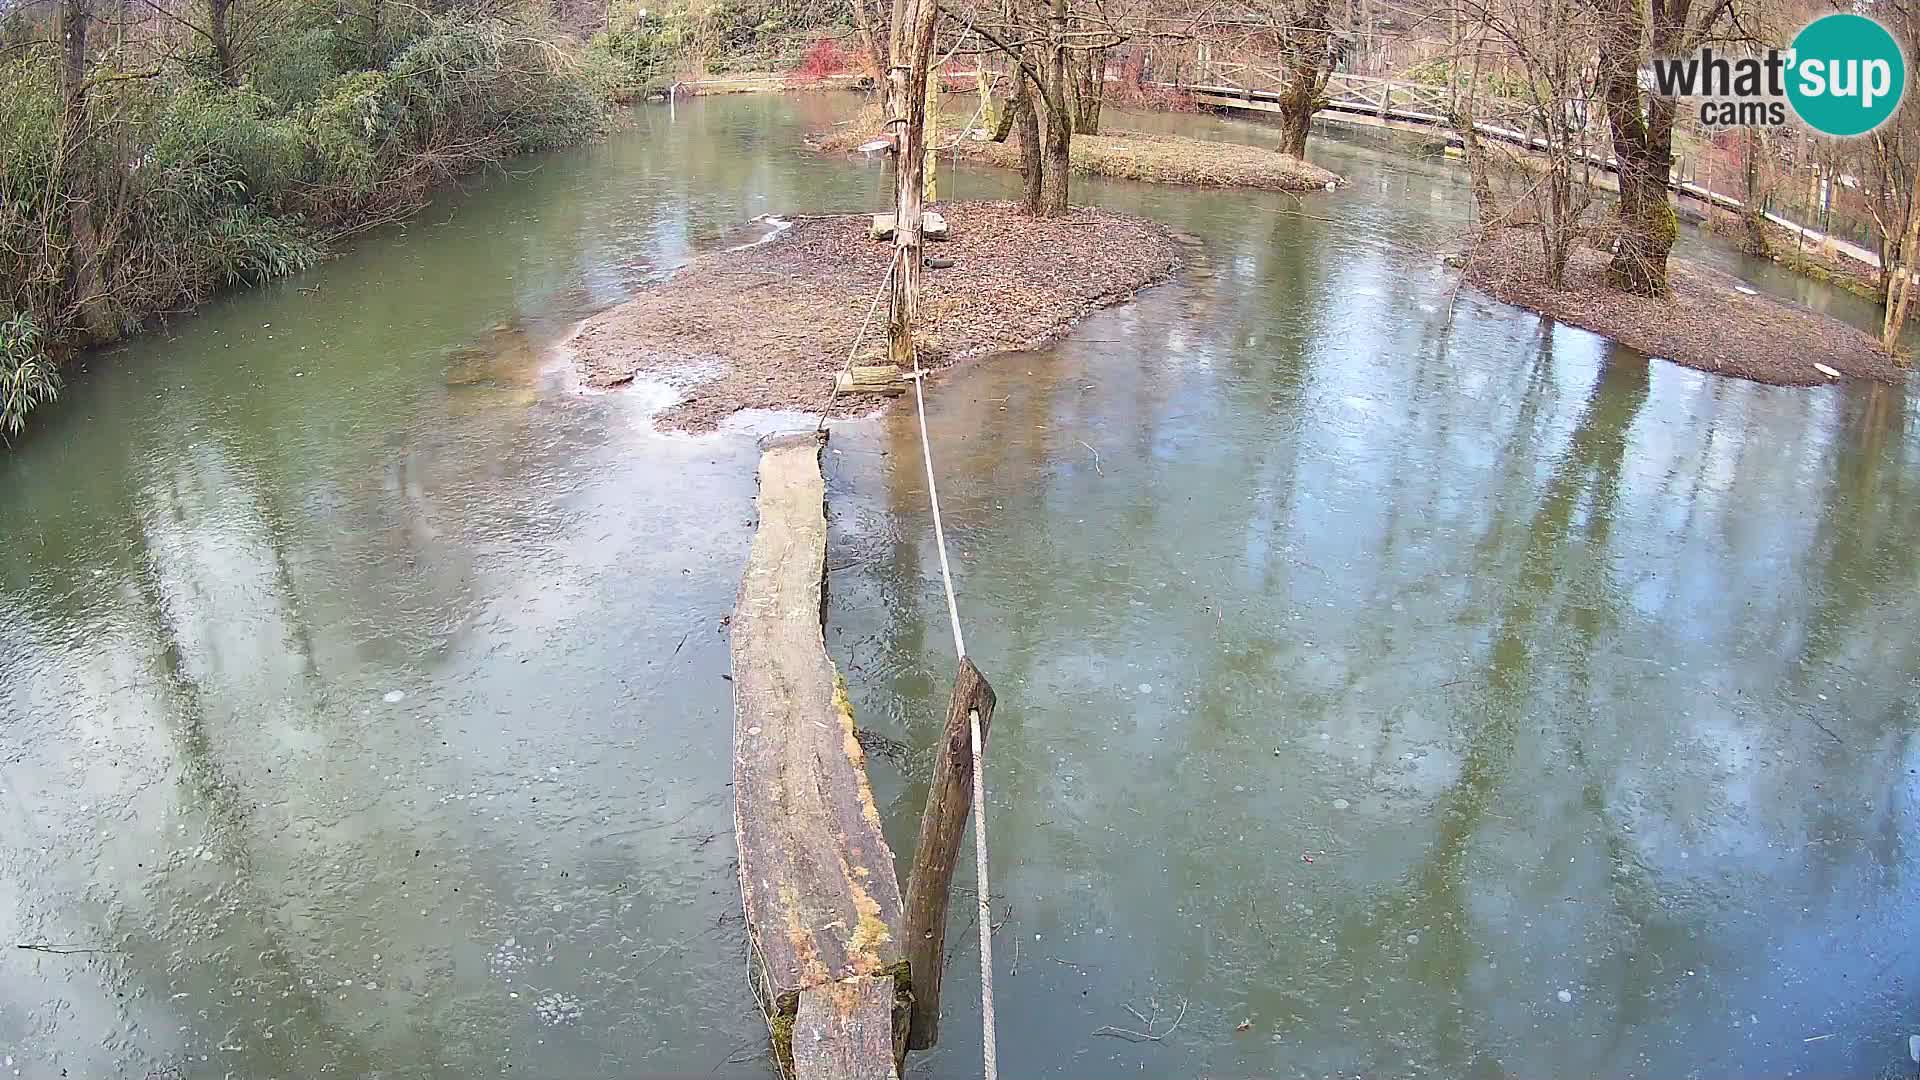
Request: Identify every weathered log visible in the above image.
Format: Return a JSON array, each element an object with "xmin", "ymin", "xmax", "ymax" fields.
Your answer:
[
  {"xmin": 835, "ymin": 364, "xmax": 907, "ymax": 396},
  {"xmin": 902, "ymin": 657, "xmax": 997, "ymax": 1050},
  {"xmin": 733, "ymin": 433, "xmax": 908, "ymax": 1079}
]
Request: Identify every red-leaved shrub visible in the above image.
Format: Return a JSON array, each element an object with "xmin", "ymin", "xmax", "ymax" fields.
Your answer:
[{"xmin": 790, "ymin": 38, "xmax": 848, "ymax": 83}]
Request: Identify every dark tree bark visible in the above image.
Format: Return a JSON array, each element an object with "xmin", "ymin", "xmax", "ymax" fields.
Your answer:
[
  {"xmin": 1014, "ymin": 80, "xmax": 1043, "ymax": 213},
  {"xmin": 849, "ymin": 0, "xmax": 885, "ymax": 84},
  {"xmin": 1595, "ymin": 4, "xmax": 1675, "ymax": 295},
  {"xmin": 1738, "ymin": 128, "xmax": 1769, "ymax": 256},
  {"xmin": 1271, "ymin": 0, "xmax": 1337, "ymax": 160},
  {"xmin": 1587, "ymin": 0, "xmax": 1731, "ymax": 295},
  {"xmin": 1065, "ymin": 44, "xmax": 1105, "ymax": 134},
  {"xmin": 1035, "ymin": 0, "xmax": 1071, "ymax": 215},
  {"xmin": 209, "ymin": 0, "xmax": 235, "ymax": 83},
  {"xmin": 57, "ymin": 0, "xmax": 114, "ymax": 341},
  {"xmin": 989, "ymin": 70, "xmax": 1044, "ymax": 213}
]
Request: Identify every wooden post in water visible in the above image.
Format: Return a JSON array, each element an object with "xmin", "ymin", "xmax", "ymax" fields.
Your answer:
[{"xmin": 902, "ymin": 658, "xmax": 996, "ymax": 1049}]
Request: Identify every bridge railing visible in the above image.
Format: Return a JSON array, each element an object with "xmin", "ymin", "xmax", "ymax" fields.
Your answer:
[{"xmin": 1194, "ymin": 56, "xmax": 1544, "ymax": 131}]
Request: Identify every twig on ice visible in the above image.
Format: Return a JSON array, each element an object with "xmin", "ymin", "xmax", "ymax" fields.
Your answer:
[{"xmin": 1093, "ymin": 998, "xmax": 1188, "ymax": 1042}]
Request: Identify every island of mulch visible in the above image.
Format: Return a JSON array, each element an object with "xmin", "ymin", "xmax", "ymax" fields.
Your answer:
[
  {"xmin": 1463, "ymin": 232, "xmax": 1907, "ymax": 386},
  {"xmin": 814, "ymin": 104, "xmax": 1343, "ymax": 192},
  {"xmin": 571, "ymin": 200, "xmax": 1181, "ymax": 430}
]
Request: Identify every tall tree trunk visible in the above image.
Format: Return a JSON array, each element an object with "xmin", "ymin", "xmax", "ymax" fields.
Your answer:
[
  {"xmin": 1015, "ymin": 90, "xmax": 1042, "ymax": 213},
  {"xmin": 850, "ymin": 0, "xmax": 885, "ymax": 83},
  {"xmin": 1882, "ymin": 168, "xmax": 1920, "ymax": 350},
  {"xmin": 1738, "ymin": 128, "xmax": 1768, "ymax": 256},
  {"xmin": 1275, "ymin": 0, "xmax": 1333, "ymax": 159},
  {"xmin": 1035, "ymin": 0, "xmax": 1071, "ymax": 215},
  {"xmin": 1277, "ymin": 68, "xmax": 1317, "ymax": 158},
  {"xmin": 209, "ymin": 0, "xmax": 235, "ymax": 83},
  {"xmin": 1591, "ymin": 0, "xmax": 1696, "ymax": 296},
  {"xmin": 1066, "ymin": 45, "xmax": 1105, "ymax": 134},
  {"xmin": 1594, "ymin": 1, "xmax": 1674, "ymax": 296},
  {"xmin": 883, "ymin": 0, "xmax": 938, "ymax": 369},
  {"xmin": 57, "ymin": 0, "xmax": 113, "ymax": 342}
]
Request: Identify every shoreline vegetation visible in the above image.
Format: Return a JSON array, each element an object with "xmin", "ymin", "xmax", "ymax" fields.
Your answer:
[
  {"xmin": 1457, "ymin": 232, "xmax": 1907, "ymax": 386},
  {"xmin": 569, "ymin": 200, "xmax": 1180, "ymax": 430},
  {"xmin": 1, "ymin": 0, "xmax": 622, "ymax": 439},
  {"xmin": 813, "ymin": 101, "xmax": 1344, "ymax": 193}
]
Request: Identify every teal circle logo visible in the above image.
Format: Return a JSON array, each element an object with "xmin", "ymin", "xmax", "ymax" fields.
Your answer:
[{"xmin": 1787, "ymin": 13, "xmax": 1906, "ymax": 136}]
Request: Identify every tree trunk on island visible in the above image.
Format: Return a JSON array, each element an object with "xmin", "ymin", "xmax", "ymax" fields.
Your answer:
[
  {"xmin": 1588, "ymin": 0, "xmax": 1721, "ymax": 297},
  {"xmin": 1273, "ymin": 0, "xmax": 1335, "ymax": 160},
  {"xmin": 1595, "ymin": 6, "xmax": 1675, "ymax": 296},
  {"xmin": 1066, "ymin": 45, "xmax": 1105, "ymax": 134},
  {"xmin": 1882, "ymin": 168, "xmax": 1920, "ymax": 350},
  {"xmin": 1738, "ymin": 128, "xmax": 1769, "ymax": 257},
  {"xmin": 1034, "ymin": 0, "xmax": 1072, "ymax": 216},
  {"xmin": 1277, "ymin": 67, "xmax": 1317, "ymax": 158},
  {"xmin": 883, "ymin": 0, "xmax": 937, "ymax": 369},
  {"xmin": 1014, "ymin": 81, "xmax": 1044, "ymax": 213}
]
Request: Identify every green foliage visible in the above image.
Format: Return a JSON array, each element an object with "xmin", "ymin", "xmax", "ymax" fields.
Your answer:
[
  {"xmin": 253, "ymin": 27, "xmax": 351, "ymax": 108},
  {"xmin": 0, "ymin": 312, "xmax": 56, "ymax": 439},
  {"xmin": 0, "ymin": 6, "xmax": 610, "ymax": 442},
  {"xmin": 207, "ymin": 206, "xmax": 322, "ymax": 285},
  {"xmin": 586, "ymin": 6, "xmax": 689, "ymax": 93}
]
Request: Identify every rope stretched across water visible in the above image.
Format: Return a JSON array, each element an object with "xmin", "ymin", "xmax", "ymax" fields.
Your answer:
[
  {"xmin": 825, "ymin": 240, "xmax": 998, "ymax": 1080},
  {"xmin": 904, "ymin": 321, "xmax": 997, "ymax": 1080}
]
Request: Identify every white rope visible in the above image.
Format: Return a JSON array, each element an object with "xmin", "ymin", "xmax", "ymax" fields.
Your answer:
[
  {"xmin": 905, "ymin": 312, "xmax": 996, "ymax": 1080},
  {"xmin": 907, "ymin": 350, "xmax": 967, "ymax": 662},
  {"xmin": 970, "ymin": 704, "xmax": 997, "ymax": 1080},
  {"xmin": 816, "ymin": 250, "xmax": 901, "ymax": 433}
]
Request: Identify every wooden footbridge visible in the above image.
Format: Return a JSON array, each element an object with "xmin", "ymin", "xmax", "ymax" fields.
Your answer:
[{"xmin": 1175, "ymin": 58, "xmax": 1876, "ymax": 261}]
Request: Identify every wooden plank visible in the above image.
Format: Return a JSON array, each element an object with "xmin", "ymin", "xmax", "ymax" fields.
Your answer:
[
  {"xmin": 792, "ymin": 976, "xmax": 905, "ymax": 1080},
  {"xmin": 733, "ymin": 433, "xmax": 907, "ymax": 1076},
  {"xmin": 835, "ymin": 365, "xmax": 907, "ymax": 396},
  {"xmin": 902, "ymin": 658, "xmax": 997, "ymax": 1050}
]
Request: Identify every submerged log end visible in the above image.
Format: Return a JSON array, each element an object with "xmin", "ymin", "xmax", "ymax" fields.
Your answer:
[{"xmin": 792, "ymin": 973, "xmax": 908, "ymax": 1080}]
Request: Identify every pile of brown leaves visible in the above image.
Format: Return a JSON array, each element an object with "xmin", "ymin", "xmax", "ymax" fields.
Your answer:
[
  {"xmin": 1463, "ymin": 232, "xmax": 1908, "ymax": 386},
  {"xmin": 569, "ymin": 200, "xmax": 1181, "ymax": 430},
  {"xmin": 815, "ymin": 105, "xmax": 1342, "ymax": 192}
]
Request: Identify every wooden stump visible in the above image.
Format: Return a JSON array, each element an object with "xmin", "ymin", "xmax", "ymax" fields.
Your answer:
[
  {"xmin": 733, "ymin": 433, "xmax": 908, "ymax": 1079},
  {"xmin": 902, "ymin": 658, "xmax": 996, "ymax": 1049}
]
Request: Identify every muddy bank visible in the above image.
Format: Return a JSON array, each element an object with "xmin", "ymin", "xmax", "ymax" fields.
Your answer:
[
  {"xmin": 815, "ymin": 104, "xmax": 1343, "ymax": 192},
  {"xmin": 1461, "ymin": 232, "xmax": 1907, "ymax": 386},
  {"xmin": 570, "ymin": 200, "xmax": 1181, "ymax": 429}
]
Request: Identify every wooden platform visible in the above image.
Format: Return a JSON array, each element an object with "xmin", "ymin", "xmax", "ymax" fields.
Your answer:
[{"xmin": 732, "ymin": 433, "xmax": 908, "ymax": 1079}]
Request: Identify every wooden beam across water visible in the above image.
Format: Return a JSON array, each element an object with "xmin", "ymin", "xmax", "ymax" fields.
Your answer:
[{"xmin": 732, "ymin": 432, "xmax": 908, "ymax": 1080}]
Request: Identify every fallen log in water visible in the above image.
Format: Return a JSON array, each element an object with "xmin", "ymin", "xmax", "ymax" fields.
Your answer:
[{"xmin": 732, "ymin": 432, "xmax": 908, "ymax": 1080}]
